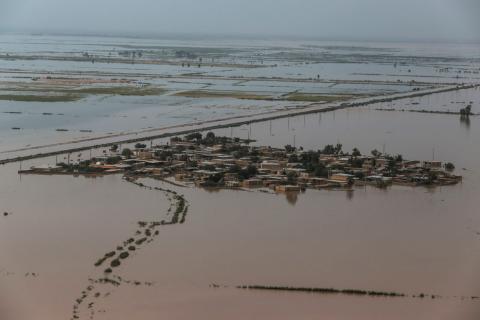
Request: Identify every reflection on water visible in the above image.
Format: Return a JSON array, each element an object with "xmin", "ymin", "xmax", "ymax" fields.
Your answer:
[
  {"xmin": 285, "ymin": 191, "xmax": 299, "ymax": 206},
  {"xmin": 460, "ymin": 115, "xmax": 471, "ymax": 129},
  {"xmin": 346, "ymin": 189, "xmax": 354, "ymax": 201}
]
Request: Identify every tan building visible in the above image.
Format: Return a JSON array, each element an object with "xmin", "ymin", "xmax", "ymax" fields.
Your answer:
[
  {"xmin": 423, "ymin": 161, "xmax": 442, "ymax": 169},
  {"xmin": 136, "ymin": 150, "xmax": 154, "ymax": 160},
  {"xmin": 242, "ymin": 179, "xmax": 264, "ymax": 188},
  {"xmin": 260, "ymin": 161, "xmax": 285, "ymax": 172},
  {"xmin": 330, "ymin": 173, "xmax": 354, "ymax": 183}
]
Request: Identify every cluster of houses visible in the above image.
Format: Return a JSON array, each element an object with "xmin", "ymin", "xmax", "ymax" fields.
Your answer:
[{"xmin": 20, "ymin": 134, "xmax": 462, "ymax": 192}]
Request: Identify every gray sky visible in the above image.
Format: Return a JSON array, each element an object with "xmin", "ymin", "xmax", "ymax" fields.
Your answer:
[{"xmin": 1, "ymin": 0, "xmax": 479, "ymax": 41}]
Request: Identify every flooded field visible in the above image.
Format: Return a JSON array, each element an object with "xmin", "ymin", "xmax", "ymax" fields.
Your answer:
[
  {"xmin": 1, "ymin": 34, "xmax": 480, "ymax": 157},
  {"xmin": 1, "ymin": 83, "xmax": 480, "ymax": 319}
]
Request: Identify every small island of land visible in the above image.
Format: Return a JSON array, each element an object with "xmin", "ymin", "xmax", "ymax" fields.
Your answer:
[{"xmin": 19, "ymin": 133, "xmax": 462, "ymax": 192}]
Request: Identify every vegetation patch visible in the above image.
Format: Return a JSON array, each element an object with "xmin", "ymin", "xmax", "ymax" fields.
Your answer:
[
  {"xmin": 0, "ymin": 85, "xmax": 165, "ymax": 102},
  {"xmin": 0, "ymin": 94, "xmax": 82, "ymax": 102},
  {"xmin": 73, "ymin": 86, "xmax": 166, "ymax": 96},
  {"xmin": 174, "ymin": 90, "xmax": 271, "ymax": 100},
  {"xmin": 283, "ymin": 93, "xmax": 356, "ymax": 103}
]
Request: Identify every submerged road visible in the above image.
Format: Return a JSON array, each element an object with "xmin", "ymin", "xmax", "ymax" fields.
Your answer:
[{"xmin": 1, "ymin": 84, "xmax": 478, "ymax": 164}]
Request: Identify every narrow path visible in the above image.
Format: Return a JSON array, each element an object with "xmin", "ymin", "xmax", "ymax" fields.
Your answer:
[{"xmin": 71, "ymin": 176, "xmax": 188, "ymax": 320}]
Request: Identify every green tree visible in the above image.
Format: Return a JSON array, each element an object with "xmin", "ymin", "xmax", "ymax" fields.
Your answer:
[
  {"xmin": 287, "ymin": 171, "xmax": 297, "ymax": 184},
  {"xmin": 445, "ymin": 162, "xmax": 455, "ymax": 171},
  {"xmin": 352, "ymin": 148, "xmax": 361, "ymax": 157},
  {"xmin": 335, "ymin": 143, "xmax": 343, "ymax": 154},
  {"xmin": 186, "ymin": 132, "xmax": 202, "ymax": 141},
  {"xmin": 288, "ymin": 154, "xmax": 299, "ymax": 163},
  {"xmin": 322, "ymin": 145, "xmax": 335, "ymax": 154},
  {"xmin": 285, "ymin": 144, "xmax": 296, "ymax": 153},
  {"xmin": 122, "ymin": 148, "xmax": 133, "ymax": 158},
  {"xmin": 371, "ymin": 149, "xmax": 381, "ymax": 157}
]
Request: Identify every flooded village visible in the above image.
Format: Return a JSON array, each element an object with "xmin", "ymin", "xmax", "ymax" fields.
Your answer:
[
  {"xmin": 20, "ymin": 132, "xmax": 462, "ymax": 193},
  {"xmin": 1, "ymin": 11, "xmax": 480, "ymax": 319}
]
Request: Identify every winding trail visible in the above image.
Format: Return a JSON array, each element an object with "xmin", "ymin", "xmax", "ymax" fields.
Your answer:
[{"xmin": 71, "ymin": 176, "xmax": 188, "ymax": 320}]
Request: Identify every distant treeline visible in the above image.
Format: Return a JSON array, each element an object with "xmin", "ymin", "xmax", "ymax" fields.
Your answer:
[
  {"xmin": 236, "ymin": 285, "xmax": 407, "ymax": 298},
  {"xmin": 233, "ymin": 285, "xmax": 480, "ymax": 301}
]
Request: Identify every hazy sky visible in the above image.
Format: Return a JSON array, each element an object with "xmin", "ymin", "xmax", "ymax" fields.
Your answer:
[{"xmin": 1, "ymin": 0, "xmax": 479, "ymax": 41}]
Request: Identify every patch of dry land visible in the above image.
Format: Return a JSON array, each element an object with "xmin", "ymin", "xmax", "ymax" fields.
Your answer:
[
  {"xmin": 0, "ymin": 80, "xmax": 166, "ymax": 102},
  {"xmin": 282, "ymin": 92, "xmax": 360, "ymax": 102},
  {"xmin": 175, "ymin": 90, "xmax": 359, "ymax": 103},
  {"xmin": 174, "ymin": 90, "xmax": 272, "ymax": 100}
]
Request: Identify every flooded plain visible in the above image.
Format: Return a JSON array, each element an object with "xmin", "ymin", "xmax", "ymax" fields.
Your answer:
[
  {"xmin": 1, "ymin": 35, "xmax": 480, "ymax": 319},
  {"xmin": 1, "ymin": 90, "xmax": 480, "ymax": 319},
  {"xmin": 1, "ymin": 34, "xmax": 480, "ymax": 157}
]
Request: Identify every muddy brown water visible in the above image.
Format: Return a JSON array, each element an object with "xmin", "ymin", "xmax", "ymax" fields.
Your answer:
[{"xmin": 1, "ymin": 89, "xmax": 480, "ymax": 319}]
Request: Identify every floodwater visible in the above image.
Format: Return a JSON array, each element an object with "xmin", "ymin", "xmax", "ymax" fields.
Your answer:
[
  {"xmin": 1, "ymin": 86, "xmax": 480, "ymax": 319},
  {"xmin": 1, "ymin": 34, "xmax": 480, "ymax": 156}
]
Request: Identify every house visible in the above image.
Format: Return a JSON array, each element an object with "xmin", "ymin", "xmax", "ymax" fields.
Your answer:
[
  {"xmin": 308, "ymin": 177, "xmax": 329, "ymax": 187},
  {"xmin": 260, "ymin": 161, "xmax": 285, "ymax": 172},
  {"xmin": 330, "ymin": 173, "xmax": 354, "ymax": 183},
  {"xmin": 423, "ymin": 161, "xmax": 442, "ymax": 169},
  {"xmin": 225, "ymin": 180, "xmax": 241, "ymax": 188},
  {"xmin": 135, "ymin": 150, "xmax": 154, "ymax": 160},
  {"xmin": 242, "ymin": 179, "xmax": 263, "ymax": 188},
  {"xmin": 29, "ymin": 165, "xmax": 63, "ymax": 173}
]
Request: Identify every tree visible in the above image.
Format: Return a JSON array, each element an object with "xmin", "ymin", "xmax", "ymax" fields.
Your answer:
[
  {"xmin": 314, "ymin": 164, "xmax": 328, "ymax": 178},
  {"xmin": 371, "ymin": 149, "xmax": 381, "ymax": 157},
  {"xmin": 287, "ymin": 171, "xmax": 297, "ymax": 184},
  {"xmin": 122, "ymin": 148, "xmax": 133, "ymax": 158},
  {"xmin": 445, "ymin": 162, "xmax": 455, "ymax": 171},
  {"xmin": 186, "ymin": 132, "xmax": 202, "ymax": 141},
  {"xmin": 322, "ymin": 145, "xmax": 335, "ymax": 155},
  {"xmin": 334, "ymin": 143, "xmax": 343, "ymax": 154},
  {"xmin": 238, "ymin": 165, "xmax": 258, "ymax": 180},
  {"xmin": 105, "ymin": 156, "xmax": 122, "ymax": 165},
  {"xmin": 386, "ymin": 158, "xmax": 397, "ymax": 176},
  {"xmin": 285, "ymin": 145, "xmax": 296, "ymax": 153},
  {"xmin": 352, "ymin": 148, "xmax": 361, "ymax": 157},
  {"xmin": 206, "ymin": 132, "xmax": 216, "ymax": 140},
  {"xmin": 350, "ymin": 158, "xmax": 364, "ymax": 168},
  {"xmin": 288, "ymin": 154, "xmax": 299, "ymax": 163},
  {"xmin": 155, "ymin": 150, "xmax": 173, "ymax": 161}
]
